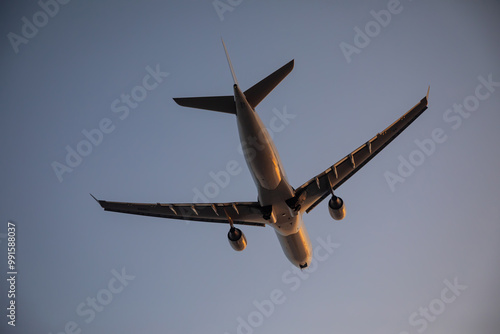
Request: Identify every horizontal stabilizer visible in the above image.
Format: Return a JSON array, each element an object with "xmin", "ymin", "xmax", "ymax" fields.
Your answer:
[
  {"xmin": 173, "ymin": 96, "xmax": 236, "ymax": 114},
  {"xmin": 244, "ymin": 59, "xmax": 294, "ymax": 109}
]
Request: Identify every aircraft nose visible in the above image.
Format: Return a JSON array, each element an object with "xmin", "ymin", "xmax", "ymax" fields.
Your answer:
[
  {"xmin": 296, "ymin": 251, "xmax": 312, "ymax": 269},
  {"xmin": 305, "ymin": 253, "xmax": 314, "ymax": 267}
]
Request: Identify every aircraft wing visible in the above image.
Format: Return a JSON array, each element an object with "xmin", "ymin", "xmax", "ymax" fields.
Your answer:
[
  {"xmin": 295, "ymin": 89, "xmax": 430, "ymax": 213},
  {"xmin": 92, "ymin": 195, "xmax": 267, "ymax": 227}
]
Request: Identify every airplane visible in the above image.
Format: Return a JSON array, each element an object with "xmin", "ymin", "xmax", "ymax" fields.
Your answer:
[{"xmin": 92, "ymin": 40, "xmax": 429, "ymax": 269}]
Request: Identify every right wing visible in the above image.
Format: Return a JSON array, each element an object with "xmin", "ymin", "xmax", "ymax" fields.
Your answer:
[
  {"xmin": 294, "ymin": 88, "xmax": 430, "ymax": 213},
  {"xmin": 92, "ymin": 195, "xmax": 267, "ymax": 227}
]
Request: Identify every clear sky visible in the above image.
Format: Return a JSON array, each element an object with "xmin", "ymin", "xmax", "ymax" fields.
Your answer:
[{"xmin": 1, "ymin": 0, "xmax": 499, "ymax": 333}]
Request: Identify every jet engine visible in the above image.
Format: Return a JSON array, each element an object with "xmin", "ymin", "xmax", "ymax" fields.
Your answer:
[
  {"xmin": 228, "ymin": 227, "xmax": 247, "ymax": 251},
  {"xmin": 328, "ymin": 195, "xmax": 346, "ymax": 220}
]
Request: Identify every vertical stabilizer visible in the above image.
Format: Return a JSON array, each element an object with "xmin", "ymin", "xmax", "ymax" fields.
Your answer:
[
  {"xmin": 173, "ymin": 40, "xmax": 294, "ymax": 114},
  {"xmin": 222, "ymin": 38, "xmax": 239, "ymax": 86}
]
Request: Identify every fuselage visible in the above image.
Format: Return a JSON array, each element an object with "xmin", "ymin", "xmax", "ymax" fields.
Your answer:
[{"xmin": 233, "ymin": 85, "xmax": 312, "ymax": 268}]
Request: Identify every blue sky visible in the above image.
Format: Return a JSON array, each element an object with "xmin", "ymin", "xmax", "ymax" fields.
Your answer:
[{"xmin": 1, "ymin": 0, "xmax": 499, "ymax": 333}]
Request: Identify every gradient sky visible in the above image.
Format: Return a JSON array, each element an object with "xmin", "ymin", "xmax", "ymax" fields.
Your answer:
[{"xmin": 1, "ymin": 1, "xmax": 499, "ymax": 333}]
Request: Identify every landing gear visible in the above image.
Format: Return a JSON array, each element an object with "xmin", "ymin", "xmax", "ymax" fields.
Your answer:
[
  {"xmin": 285, "ymin": 191, "xmax": 306, "ymax": 212},
  {"xmin": 261, "ymin": 205, "xmax": 276, "ymax": 223}
]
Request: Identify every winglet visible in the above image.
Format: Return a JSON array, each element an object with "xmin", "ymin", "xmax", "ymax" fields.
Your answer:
[
  {"xmin": 421, "ymin": 86, "xmax": 430, "ymax": 106},
  {"xmin": 221, "ymin": 38, "xmax": 238, "ymax": 86},
  {"xmin": 90, "ymin": 193, "xmax": 105, "ymax": 208}
]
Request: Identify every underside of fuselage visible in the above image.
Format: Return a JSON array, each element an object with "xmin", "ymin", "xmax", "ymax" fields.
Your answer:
[{"xmin": 233, "ymin": 84, "xmax": 313, "ymax": 268}]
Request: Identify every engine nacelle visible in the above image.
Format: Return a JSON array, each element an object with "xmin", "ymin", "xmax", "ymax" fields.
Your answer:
[
  {"xmin": 328, "ymin": 195, "xmax": 346, "ymax": 220},
  {"xmin": 227, "ymin": 227, "xmax": 247, "ymax": 251}
]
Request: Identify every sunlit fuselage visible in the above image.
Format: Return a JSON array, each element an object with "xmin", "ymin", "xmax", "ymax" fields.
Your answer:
[{"xmin": 233, "ymin": 85, "xmax": 312, "ymax": 268}]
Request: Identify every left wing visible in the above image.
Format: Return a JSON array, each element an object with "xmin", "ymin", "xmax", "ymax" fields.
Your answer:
[
  {"xmin": 295, "ymin": 88, "xmax": 430, "ymax": 213},
  {"xmin": 92, "ymin": 195, "xmax": 267, "ymax": 227}
]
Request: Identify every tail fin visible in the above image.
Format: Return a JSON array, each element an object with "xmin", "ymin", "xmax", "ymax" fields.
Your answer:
[
  {"xmin": 172, "ymin": 39, "xmax": 238, "ymax": 114},
  {"xmin": 173, "ymin": 40, "xmax": 294, "ymax": 114},
  {"xmin": 222, "ymin": 38, "xmax": 238, "ymax": 86},
  {"xmin": 221, "ymin": 38, "xmax": 294, "ymax": 109}
]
